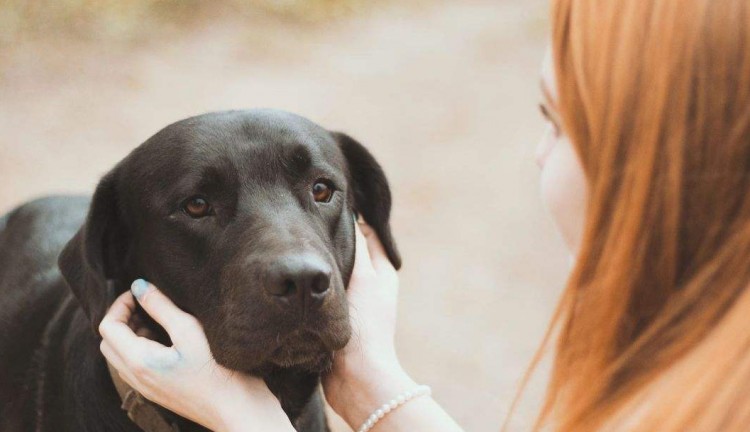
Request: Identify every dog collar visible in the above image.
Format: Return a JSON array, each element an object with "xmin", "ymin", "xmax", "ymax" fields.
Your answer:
[{"xmin": 106, "ymin": 361, "xmax": 181, "ymax": 432}]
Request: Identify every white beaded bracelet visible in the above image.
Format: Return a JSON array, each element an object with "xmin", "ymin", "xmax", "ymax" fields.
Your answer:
[{"xmin": 357, "ymin": 385, "xmax": 432, "ymax": 432}]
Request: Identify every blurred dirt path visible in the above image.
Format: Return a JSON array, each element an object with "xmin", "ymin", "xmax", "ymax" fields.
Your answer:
[{"xmin": 0, "ymin": 1, "xmax": 569, "ymax": 429}]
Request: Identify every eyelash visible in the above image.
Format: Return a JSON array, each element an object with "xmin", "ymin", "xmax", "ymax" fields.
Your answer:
[{"xmin": 539, "ymin": 103, "xmax": 562, "ymax": 137}]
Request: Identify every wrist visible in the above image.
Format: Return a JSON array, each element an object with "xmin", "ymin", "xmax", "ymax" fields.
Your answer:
[
  {"xmin": 210, "ymin": 380, "xmax": 293, "ymax": 432},
  {"xmin": 329, "ymin": 355, "xmax": 418, "ymax": 429}
]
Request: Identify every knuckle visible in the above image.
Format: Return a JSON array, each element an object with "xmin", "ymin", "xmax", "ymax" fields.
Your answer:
[
  {"xmin": 359, "ymin": 223, "xmax": 375, "ymax": 237},
  {"xmin": 135, "ymin": 381, "xmax": 156, "ymax": 400},
  {"xmin": 140, "ymin": 373, "xmax": 159, "ymax": 390},
  {"xmin": 171, "ymin": 320, "xmax": 197, "ymax": 340},
  {"xmin": 97, "ymin": 320, "xmax": 109, "ymax": 338},
  {"xmin": 129, "ymin": 360, "xmax": 150, "ymax": 377},
  {"xmin": 183, "ymin": 314, "xmax": 201, "ymax": 329}
]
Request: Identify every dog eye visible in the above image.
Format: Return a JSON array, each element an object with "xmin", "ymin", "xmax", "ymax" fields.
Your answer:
[
  {"xmin": 312, "ymin": 181, "xmax": 334, "ymax": 203},
  {"xmin": 184, "ymin": 197, "xmax": 212, "ymax": 218}
]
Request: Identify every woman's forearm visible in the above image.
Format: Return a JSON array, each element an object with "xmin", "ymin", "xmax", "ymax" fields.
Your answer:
[
  {"xmin": 220, "ymin": 410, "xmax": 296, "ymax": 432},
  {"xmin": 370, "ymin": 395, "xmax": 465, "ymax": 432},
  {"xmin": 214, "ymin": 386, "xmax": 297, "ymax": 432}
]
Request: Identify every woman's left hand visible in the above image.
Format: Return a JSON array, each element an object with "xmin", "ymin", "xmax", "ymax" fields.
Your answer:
[{"xmin": 99, "ymin": 280, "xmax": 294, "ymax": 432}]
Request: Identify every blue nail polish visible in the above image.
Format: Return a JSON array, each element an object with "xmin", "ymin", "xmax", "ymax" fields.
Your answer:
[{"xmin": 131, "ymin": 279, "xmax": 149, "ymax": 299}]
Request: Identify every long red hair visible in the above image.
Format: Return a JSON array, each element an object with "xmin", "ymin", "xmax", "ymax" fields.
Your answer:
[{"xmin": 521, "ymin": 0, "xmax": 750, "ymax": 430}]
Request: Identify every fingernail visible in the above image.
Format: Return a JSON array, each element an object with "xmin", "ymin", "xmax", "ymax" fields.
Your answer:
[{"xmin": 131, "ymin": 279, "xmax": 150, "ymax": 299}]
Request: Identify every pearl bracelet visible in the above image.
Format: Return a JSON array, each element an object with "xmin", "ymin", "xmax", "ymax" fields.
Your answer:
[{"xmin": 357, "ymin": 385, "xmax": 432, "ymax": 432}]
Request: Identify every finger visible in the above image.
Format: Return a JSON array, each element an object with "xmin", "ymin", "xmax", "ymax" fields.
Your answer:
[
  {"xmin": 99, "ymin": 293, "xmax": 148, "ymax": 354},
  {"xmin": 100, "ymin": 339, "xmax": 128, "ymax": 372},
  {"xmin": 114, "ymin": 369, "xmax": 142, "ymax": 396},
  {"xmin": 358, "ymin": 220, "xmax": 395, "ymax": 273},
  {"xmin": 101, "ymin": 342, "xmax": 149, "ymax": 395},
  {"xmin": 130, "ymin": 279, "xmax": 199, "ymax": 340},
  {"xmin": 352, "ymin": 222, "xmax": 375, "ymax": 274},
  {"xmin": 100, "ymin": 339, "xmax": 148, "ymax": 388},
  {"xmin": 101, "ymin": 290, "xmax": 138, "ymax": 329},
  {"xmin": 100, "ymin": 310, "xmax": 174, "ymax": 360},
  {"xmin": 100, "ymin": 291, "xmax": 177, "ymax": 359}
]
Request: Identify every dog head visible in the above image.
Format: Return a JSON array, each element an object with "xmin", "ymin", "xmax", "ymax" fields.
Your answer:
[{"xmin": 59, "ymin": 109, "xmax": 400, "ymax": 373}]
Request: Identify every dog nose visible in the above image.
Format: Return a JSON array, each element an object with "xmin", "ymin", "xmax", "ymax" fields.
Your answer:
[{"xmin": 266, "ymin": 255, "xmax": 332, "ymax": 310}]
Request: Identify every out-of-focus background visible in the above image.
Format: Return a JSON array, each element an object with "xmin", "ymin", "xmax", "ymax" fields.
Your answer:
[{"xmin": 0, "ymin": 0, "xmax": 569, "ymax": 430}]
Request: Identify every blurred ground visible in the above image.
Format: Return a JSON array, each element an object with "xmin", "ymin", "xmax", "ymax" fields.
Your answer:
[{"xmin": 0, "ymin": 0, "xmax": 569, "ymax": 430}]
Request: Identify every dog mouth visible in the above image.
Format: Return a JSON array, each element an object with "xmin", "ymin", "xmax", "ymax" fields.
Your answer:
[
  {"xmin": 267, "ymin": 331, "xmax": 334, "ymax": 370},
  {"xmin": 269, "ymin": 347, "xmax": 332, "ymax": 370}
]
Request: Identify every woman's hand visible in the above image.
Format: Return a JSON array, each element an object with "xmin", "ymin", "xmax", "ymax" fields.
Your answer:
[
  {"xmin": 323, "ymin": 221, "xmax": 464, "ymax": 432},
  {"xmin": 322, "ymin": 220, "xmax": 417, "ymax": 427},
  {"xmin": 98, "ymin": 281, "xmax": 294, "ymax": 432}
]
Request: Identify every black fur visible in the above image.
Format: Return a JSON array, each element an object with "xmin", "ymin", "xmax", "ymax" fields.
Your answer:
[{"xmin": 0, "ymin": 110, "xmax": 399, "ymax": 432}]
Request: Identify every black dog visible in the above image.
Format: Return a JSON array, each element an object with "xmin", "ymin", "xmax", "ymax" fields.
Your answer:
[{"xmin": 0, "ymin": 110, "xmax": 401, "ymax": 432}]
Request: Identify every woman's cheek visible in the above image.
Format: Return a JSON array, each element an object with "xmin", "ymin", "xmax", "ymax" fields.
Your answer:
[{"xmin": 539, "ymin": 134, "xmax": 588, "ymax": 254}]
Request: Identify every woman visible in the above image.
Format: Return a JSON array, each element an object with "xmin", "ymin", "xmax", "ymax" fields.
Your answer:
[{"xmin": 99, "ymin": 0, "xmax": 750, "ymax": 430}]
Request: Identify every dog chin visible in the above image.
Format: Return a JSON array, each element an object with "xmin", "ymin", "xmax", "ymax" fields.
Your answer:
[{"xmin": 268, "ymin": 347, "xmax": 333, "ymax": 371}]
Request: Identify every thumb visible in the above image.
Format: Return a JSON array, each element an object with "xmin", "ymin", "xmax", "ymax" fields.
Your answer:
[{"xmin": 130, "ymin": 279, "xmax": 198, "ymax": 340}]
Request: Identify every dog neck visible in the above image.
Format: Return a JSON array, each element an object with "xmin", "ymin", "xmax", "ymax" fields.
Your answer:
[{"xmin": 106, "ymin": 361, "xmax": 181, "ymax": 432}]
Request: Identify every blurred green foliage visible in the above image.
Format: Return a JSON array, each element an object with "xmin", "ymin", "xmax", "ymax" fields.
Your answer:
[{"xmin": 0, "ymin": 0, "xmax": 370, "ymax": 44}]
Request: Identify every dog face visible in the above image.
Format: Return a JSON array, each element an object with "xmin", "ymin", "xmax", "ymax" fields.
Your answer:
[{"xmin": 59, "ymin": 110, "xmax": 400, "ymax": 373}]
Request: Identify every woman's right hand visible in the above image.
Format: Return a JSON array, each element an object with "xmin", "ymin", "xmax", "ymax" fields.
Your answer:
[{"xmin": 99, "ymin": 284, "xmax": 294, "ymax": 432}]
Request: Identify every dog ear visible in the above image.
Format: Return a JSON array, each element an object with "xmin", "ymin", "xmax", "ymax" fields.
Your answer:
[
  {"xmin": 59, "ymin": 171, "xmax": 129, "ymax": 332},
  {"xmin": 333, "ymin": 132, "xmax": 401, "ymax": 269}
]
